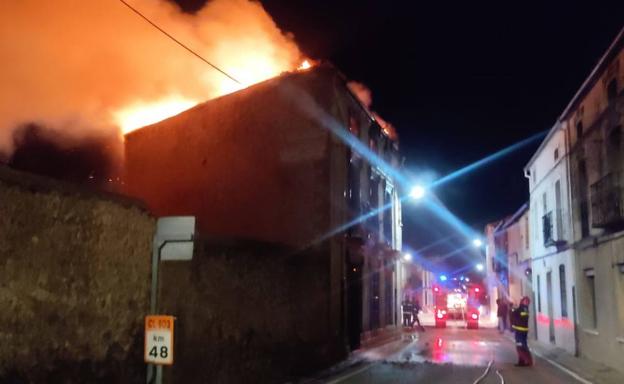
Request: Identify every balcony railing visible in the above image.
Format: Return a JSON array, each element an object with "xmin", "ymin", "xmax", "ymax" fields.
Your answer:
[
  {"xmin": 542, "ymin": 211, "xmax": 554, "ymax": 246},
  {"xmin": 591, "ymin": 171, "xmax": 624, "ymax": 228}
]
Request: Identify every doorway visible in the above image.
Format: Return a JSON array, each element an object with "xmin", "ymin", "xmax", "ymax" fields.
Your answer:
[{"xmin": 547, "ymin": 271, "xmax": 555, "ymax": 343}]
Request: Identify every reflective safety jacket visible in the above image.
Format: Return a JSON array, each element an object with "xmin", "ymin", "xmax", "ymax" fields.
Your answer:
[
  {"xmin": 402, "ymin": 301, "xmax": 414, "ymax": 313},
  {"xmin": 511, "ymin": 304, "xmax": 530, "ymax": 333}
]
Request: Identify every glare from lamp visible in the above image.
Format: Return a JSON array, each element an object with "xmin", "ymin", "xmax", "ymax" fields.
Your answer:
[
  {"xmin": 409, "ymin": 185, "xmax": 426, "ymax": 200},
  {"xmin": 476, "ymin": 263, "xmax": 484, "ymax": 271}
]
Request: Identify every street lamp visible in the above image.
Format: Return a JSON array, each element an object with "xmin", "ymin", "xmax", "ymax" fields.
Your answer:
[
  {"xmin": 403, "ymin": 253, "xmax": 413, "ymax": 262},
  {"xmin": 409, "ymin": 185, "xmax": 426, "ymax": 200},
  {"xmin": 475, "ymin": 263, "xmax": 484, "ymax": 272},
  {"xmin": 472, "ymin": 238, "xmax": 483, "ymax": 248}
]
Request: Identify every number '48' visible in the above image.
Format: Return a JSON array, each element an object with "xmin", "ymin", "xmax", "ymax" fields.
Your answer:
[{"xmin": 149, "ymin": 346, "xmax": 168, "ymax": 359}]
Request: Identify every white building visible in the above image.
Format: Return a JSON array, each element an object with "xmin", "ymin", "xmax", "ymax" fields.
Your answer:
[
  {"xmin": 558, "ymin": 28, "xmax": 624, "ymax": 371},
  {"xmin": 524, "ymin": 121, "xmax": 577, "ymax": 354}
]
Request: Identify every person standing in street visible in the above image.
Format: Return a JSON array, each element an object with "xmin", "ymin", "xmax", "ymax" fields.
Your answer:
[
  {"xmin": 401, "ymin": 296, "xmax": 413, "ymax": 327},
  {"xmin": 511, "ymin": 296, "xmax": 533, "ymax": 367},
  {"xmin": 497, "ymin": 298, "xmax": 508, "ymax": 334},
  {"xmin": 412, "ymin": 298, "xmax": 425, "ymax": 332}
]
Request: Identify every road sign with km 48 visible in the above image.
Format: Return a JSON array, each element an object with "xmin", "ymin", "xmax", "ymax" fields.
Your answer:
[{"xmin": 145, "ymin": 315, "xmax": 174, "ymax": 365}]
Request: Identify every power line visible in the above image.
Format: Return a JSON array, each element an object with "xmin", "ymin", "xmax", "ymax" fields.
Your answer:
[{"xmin": 116, "ymin": 0, "xmax": 241, "ymax": 84}]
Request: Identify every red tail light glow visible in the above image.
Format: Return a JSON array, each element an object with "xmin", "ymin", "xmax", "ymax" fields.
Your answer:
[{"xmin": 471, "ymin": 313, "xmax": 478, "ymax": 320}]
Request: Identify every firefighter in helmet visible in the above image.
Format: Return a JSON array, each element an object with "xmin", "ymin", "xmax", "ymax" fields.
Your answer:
[
  {"xmin": 511, "ymin": 296, "xmax": 533, "ymax": 366},
  {"xmin": 401, "ymin": 295, "xmax": 414, "ymax": 327}
]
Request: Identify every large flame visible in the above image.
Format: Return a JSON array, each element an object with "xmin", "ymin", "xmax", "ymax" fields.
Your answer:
[
  {"xmin": 113, "ymin": 97, "xmax": 198, "ymax": 134},
  {"xmin": 0, "ymin": 0, "xmax": 310, "ymax": 151}
]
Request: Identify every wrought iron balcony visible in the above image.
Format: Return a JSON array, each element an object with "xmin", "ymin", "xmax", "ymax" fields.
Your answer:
[{"xmin": 590, "ymin": 171, "xmax": 624, "ymax": 228}]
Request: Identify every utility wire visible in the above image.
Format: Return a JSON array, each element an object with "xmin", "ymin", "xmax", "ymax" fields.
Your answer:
[{"xmin": 116, "ymin": 0, "xmax": 241, "ymax": 84}]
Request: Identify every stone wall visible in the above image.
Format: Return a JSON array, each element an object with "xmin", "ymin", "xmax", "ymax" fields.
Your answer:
[
  {"xmin": 0, "ymin": 166, "xmax": 155, "ymax": 382},
  {"xmin": 158, "ymin": 238, "xmax": 343, "ymax": 383}
]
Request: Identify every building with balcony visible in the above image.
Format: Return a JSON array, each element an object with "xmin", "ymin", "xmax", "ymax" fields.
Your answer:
[
  {"xmin": 123, "ymin": 65, "xmax": 404, "ymax": 355},
  {"xmin": 524, "ymin": 120, "xmax": 577, "ymax": 354},
  {"xmin": 559, "ymin": 27, "xmax": 624, "ymax": 371}
]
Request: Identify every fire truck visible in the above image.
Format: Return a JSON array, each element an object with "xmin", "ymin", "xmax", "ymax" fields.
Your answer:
[{"xmin": 433, "ymin": 282, "xmax": 482, "ymax": 329}]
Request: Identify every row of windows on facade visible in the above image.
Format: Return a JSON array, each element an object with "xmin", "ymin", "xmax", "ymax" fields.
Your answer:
[
  {"xmin": 535, "ymin": 264, "xmax": 569, "ymax": 319},
  {"xmin": 531, "ymin": 77, "xmax": 619, "ymax": 184}
]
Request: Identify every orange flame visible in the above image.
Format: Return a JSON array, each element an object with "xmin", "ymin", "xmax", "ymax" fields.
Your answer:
[
  {"xmin": 0, "ymin": 0, "xmax": 308, "ymax": 149},
  {"xmin": 298, "ymin": 60, "xmax": 312, "ymax": 70}
]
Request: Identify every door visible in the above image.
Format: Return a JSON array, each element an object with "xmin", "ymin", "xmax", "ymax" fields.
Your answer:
[
  {"xmin": 346, "ymin": 254, "xmax": 363, "ymax": 350},
  {"xmin": 547, "ymin": 272, "xmax": 555, "ymax": 343}
]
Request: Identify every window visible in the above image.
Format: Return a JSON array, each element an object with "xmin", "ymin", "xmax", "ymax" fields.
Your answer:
[
  {"xmin": 607, "ymin": 78, "xmax": 618, "ymax": 102},
  {"xmin": 576, "ymin": 121, "xmax": 583, "ymax": 139},
  {"xmin": 578, "ymin": 160, "xmax": 590, "ymax": 238},
  {"xmin": 607, "ymin": 126, "xmax": 622, "ymax": 173},
  {"xmin": 559, "ymin": 265, "xmax": 568, "ymax": 318},
  {"xmin": 585, "ymin": 269, "xmax": 597, "ymax": 328},
  {"xmin": 554, "ymin": 147, "xmax": 559, "ymax": 161},
  {"xmin": 537, "ymin": 274, "xmax": 542, "ymax": 312},
  {"xmin": 555, "ymin": 180, "xmax": 562, "ymax": 240}
]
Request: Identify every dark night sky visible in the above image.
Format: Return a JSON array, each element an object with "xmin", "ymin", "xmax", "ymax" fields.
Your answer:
[{"xmin": 178, "ymin": 0, "xmax": 623, "ymax": 266}]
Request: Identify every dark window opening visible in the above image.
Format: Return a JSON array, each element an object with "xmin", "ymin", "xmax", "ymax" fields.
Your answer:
[
  {"xmin": 554, "ymin": 148, "xmax": 559, "ymax": 161},
  {"xmin": 586, "ymin": 272, "xmax": 597, "ymax": 329},
  {"xmin": 559, "ymin": 265, "xmax": 568, "ymax": 318},
  {"xmin": 607, "ymin": 78, "xmax": 618, "ymax": 102},
  {"xmin": 537, "ymin": 275, "xmax": 542, "ymax": 312},
  {"xmin": 607, "ymin": 126, "xmax": 622, "ymax": 173},
  {"xmin": 579, "ymin": 160, "xmax": 590, "ymax": 237},
  {"xmin": 576, "ymin": 121, "xmax": 584, "ymax": 139}
]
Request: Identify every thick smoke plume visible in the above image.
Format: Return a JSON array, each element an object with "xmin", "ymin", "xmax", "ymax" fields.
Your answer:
[
  {"xmin": 0, "ymin": 0, "xmax": 303, "ymax": 166},
  {"xmin": 348, "ymin": 81, "xmax": 398, "ymax": 140}
]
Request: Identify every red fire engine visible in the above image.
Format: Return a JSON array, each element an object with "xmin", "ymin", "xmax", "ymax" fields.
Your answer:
[{"xmin": 433, "ymin": 283, "xmax": 482, "ymax": 329}]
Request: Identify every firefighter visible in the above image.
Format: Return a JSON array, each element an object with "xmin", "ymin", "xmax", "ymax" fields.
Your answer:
[
  {"xmin": 401, "ymin": 296, "xmax": 413, "ymax": 327},
  {"xmin": 511, "ymin": 296, "xmax": 533, "ymax": 367},
  {"xmin": 412, "ymin": 298, "xmax": 425, "ymax": 332}
]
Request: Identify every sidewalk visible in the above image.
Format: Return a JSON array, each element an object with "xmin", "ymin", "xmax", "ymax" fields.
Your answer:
[{"xmin": 503, "ymin": 333, "xmax": 624, "ymax": 384}]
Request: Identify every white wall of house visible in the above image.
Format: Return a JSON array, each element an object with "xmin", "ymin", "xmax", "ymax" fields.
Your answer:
[{"xmin": 526, "ymin": 123, "xmax": 577, "ymax": 354}]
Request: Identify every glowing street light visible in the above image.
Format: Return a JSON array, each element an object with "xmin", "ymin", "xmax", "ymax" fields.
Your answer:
[
  {"xmin": 476, "ymin": 263, "xmax": 484, "ymax": 271},
  {"xmin": 472, "ymin": 238, "xmax": 483, "ymax": 248},
  {"xmin": 409, "ymin": 185, "xmax": 426, "ymax": 200},
  {"xmin": 403, "ymin": 253, "xmax": 413, "ymax": 262},
  {"xmin": 439, "ymin": 274, "xmax": 448, "ymax": 282}
]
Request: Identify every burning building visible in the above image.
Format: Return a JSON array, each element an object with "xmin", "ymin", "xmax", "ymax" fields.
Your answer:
[{"xmin": 124, "ymin": 65, "xmax": 404, "ymax": 351}]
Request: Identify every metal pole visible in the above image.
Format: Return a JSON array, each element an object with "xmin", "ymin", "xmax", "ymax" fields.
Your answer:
[{"xmin": 147, "ymin": 242, "xmax": 161, "ymax": 384}]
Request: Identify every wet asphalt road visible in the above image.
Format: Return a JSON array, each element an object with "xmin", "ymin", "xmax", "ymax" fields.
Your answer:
[{"xmin": 310, "ymin": 326, "xmax": 584, "ymax": 384}]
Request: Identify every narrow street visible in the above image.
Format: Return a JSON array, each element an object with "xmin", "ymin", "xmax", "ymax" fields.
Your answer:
[{"xmin": 311, "ymin": 326, "xmax": 584, "ymax": 384}]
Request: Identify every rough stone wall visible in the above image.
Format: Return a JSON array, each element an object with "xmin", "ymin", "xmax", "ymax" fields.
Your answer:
[
  {"xmin": 0, "ymin": 166, "xmax": 154, "ymax": 383},
  {"xmin": 158, "ymin": 239, "xmax": 340, "ymax": 384}
]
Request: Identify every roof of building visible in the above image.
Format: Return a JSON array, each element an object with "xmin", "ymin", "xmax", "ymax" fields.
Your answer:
[
  {"xmin": 498, "ymin": 202, "xmax": 529, "ymax": 232},
  {"xmin": 559, "ymin": 26, "xmax": 624, "ymax": 121},
  {"xmin": 523, "ymin": 122, "xmax": 560, "ymax": 171},
  {"xmin": 524, "ymin": 26, "xmax": 624, "ymax": 171}
]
